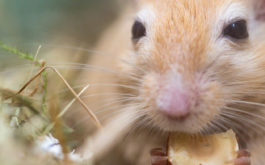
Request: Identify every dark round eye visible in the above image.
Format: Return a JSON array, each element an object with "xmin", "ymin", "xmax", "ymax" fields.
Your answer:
[
  {"xmin": 223, "ymin": 20, "xmax": 249, "ymax": 40},
  {"xmin": 132, "ymin": 21, "xmax": 146, "ymax": 42}
]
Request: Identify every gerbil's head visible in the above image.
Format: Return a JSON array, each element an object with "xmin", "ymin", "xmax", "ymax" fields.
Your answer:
[{"xmin": 119, "ymin": 0, "xmax": 265, "ymax": 134}]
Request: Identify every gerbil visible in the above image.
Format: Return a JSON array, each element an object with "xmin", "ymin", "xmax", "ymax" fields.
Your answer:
[{"xmin": 72, "ymin": 0, "xmax": 265, "ymax": 165}]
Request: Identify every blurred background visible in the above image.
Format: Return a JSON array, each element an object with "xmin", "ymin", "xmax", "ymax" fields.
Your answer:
[
  {"xmin": 0, "ymin": 0, "xmax": 126, "ymax": 67},
  {"xmin": 0, "ymin": 0, "xmax": 131, "ymax": 92},
  {"xmin": 0, "ymin": 1, "xmax": 132, "ymax": 164},
  {"xmin": 0, "ymin": 1, "xmax": 154, "ymax": 164},
  {"xmin": 0, "ymin": 0, "xmax": 131, "ymax": 135}
]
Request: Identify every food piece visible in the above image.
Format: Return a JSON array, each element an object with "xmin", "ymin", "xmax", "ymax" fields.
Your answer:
[{"xmin": 168, "ymin": 130, "xmax": 238, "ymax": 165}]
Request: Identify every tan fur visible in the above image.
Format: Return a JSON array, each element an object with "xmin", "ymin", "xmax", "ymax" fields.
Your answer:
[{"xmin": 76, "ymin": 0, "xmax": 265, "ymax": 164}]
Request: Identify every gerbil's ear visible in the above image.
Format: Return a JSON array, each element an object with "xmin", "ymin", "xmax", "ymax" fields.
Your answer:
[{"xmin": 253, "ymin": 0, "xmax": 265, "ymax": 20}]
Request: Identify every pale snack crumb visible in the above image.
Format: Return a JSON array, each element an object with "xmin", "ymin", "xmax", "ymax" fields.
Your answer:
[{"xmin": 168, "ymin": 130, "xmax": 238, "ymax": 165}]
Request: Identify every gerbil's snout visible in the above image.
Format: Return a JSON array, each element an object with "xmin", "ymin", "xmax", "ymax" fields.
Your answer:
[
  {"xmin": 141, "ymin": 68, "xmax": 222, "ymax": 133},
  {"xmin": 156, "ymin": 73, "xmax": 193, "ymax": 120}
]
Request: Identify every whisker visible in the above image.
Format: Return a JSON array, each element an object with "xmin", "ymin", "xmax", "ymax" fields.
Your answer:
[
  {"xmin": 120, "ymin": 59, "xmax": 147, "ymax": 74},
  {"xmin": 221, "ymin": 110, "xmax": 265, "ymax": 136},
  {"xmin": 224, "ymin": 106, "xmax": 265, "ymax": 122},
  {"xmin": 81, "ymin": 92, "xmax": 136, "ymax": 99},
  {"xmin": 65, "ymin": 96, "xmax": 136, "ymax": 119},
  {"xmin": 232, "ymin": 91, "xmax": 265, "ymax": 95},
  {"xmin": 73, "ymin": 104, "xmax": 144, "ymax": 129},
  {"xmin": 99, "ymin": 103, "xmax": 145, "ymax": 121},
  {"xmin": 55, "ymin": 83, "xmax": 139, "ymax": 95},
  {"xmin": 225, "ymin": 79, "xmax": 265, "ymax": 85},
  {"xmin": 95, "ymin": 98, "xmax": 140, "ymax": 115},
  {"xmin": 27, "ymin": 43, "xmax": 111, "ymax": 57},
  {"xmin": 84, "ymin": 83, "xmax": 139, "ymax": 91},
  {"xmin": 216, "ymin": 114, "xmax": 250, "ymax": 142},
  {"xmin": 203, "ymin": 120, "xmax": 222, "ymax": 134},
  {"xmin": 50, "ymin": 63, "xmax": 141, "ymax": 82},
  {"xmin": 226, "ymin": 99, "xmax": 265, "ymax": 107}
]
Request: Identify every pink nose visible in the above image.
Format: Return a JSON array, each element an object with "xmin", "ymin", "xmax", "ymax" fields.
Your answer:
[{"xmin": 156, "ymin": 81, "xmax": 191, "ymax": 119}]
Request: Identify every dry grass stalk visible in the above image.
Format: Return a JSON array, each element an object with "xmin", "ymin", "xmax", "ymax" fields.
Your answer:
[{"xmin": 16, "ymin": 66, "xmax": 102, "ymax": 129}]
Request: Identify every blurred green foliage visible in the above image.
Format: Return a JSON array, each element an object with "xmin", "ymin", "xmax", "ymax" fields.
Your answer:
[
  {"xmin": 0, "ymin": 0, "xmax": 123, "ymax": 67},
  {"xmin": 0, "ymin": 0, "xmax": 121, "ymax": 46}
]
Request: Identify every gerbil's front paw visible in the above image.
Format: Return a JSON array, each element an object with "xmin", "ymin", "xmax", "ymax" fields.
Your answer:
[
  {"xmin": 150, "ymin": 148, "xmax": 168, "ymax": 165},
  {"xmin": 234, "ymin": 150, "xmax": 251, "ymax": 165}
]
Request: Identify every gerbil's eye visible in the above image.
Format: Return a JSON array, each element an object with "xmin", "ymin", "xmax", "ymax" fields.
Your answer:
[
  {"xmin": 132, "ymin": 21, "xmax": 146, "ymax": 42},
  {"xmin": 223, "ymin": 20, "xmax": 249, "ymax": 40}
]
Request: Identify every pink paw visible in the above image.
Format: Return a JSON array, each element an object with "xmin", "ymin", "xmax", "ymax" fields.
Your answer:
[
  {"xmin": 234, "ymin": 150, "xmax": 251, "ymax": 165},
  {"xmin": 150, "ymin": 148, "xmax": 168, "ymax": 165}
]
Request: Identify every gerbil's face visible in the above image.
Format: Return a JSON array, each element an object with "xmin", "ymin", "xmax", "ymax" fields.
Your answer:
[{"xmin": 121, "ymin": 0, "xmax": 265, "ymax": 133}]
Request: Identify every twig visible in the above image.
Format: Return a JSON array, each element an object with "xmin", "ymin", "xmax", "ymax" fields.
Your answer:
[
  {"xmin": 42, "ymin": 84, "xmax": 90, "ymax": 135},
  {"xmin": 16, "ymin": 66, "xmax": 102, "ymax": 129},
  {"xmin": 58, "ymin": 84, "xmax": 90, "ymax": 118},
  {"xmin": 27, "ymin": 45, "xmax": 42, "ymax": 97}
]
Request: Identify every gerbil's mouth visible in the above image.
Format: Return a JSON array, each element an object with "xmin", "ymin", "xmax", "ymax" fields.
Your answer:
[
  {"xmin": 148, "ymin": 105, "xmax": 222, "ymax": 134},
  {"xmin": 162, "ymin": 111, "xmax": 191, "ymax": 121},
  {"xmin": 200, "ymin": 127, "xmax": 228, "ymax": 135}
]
